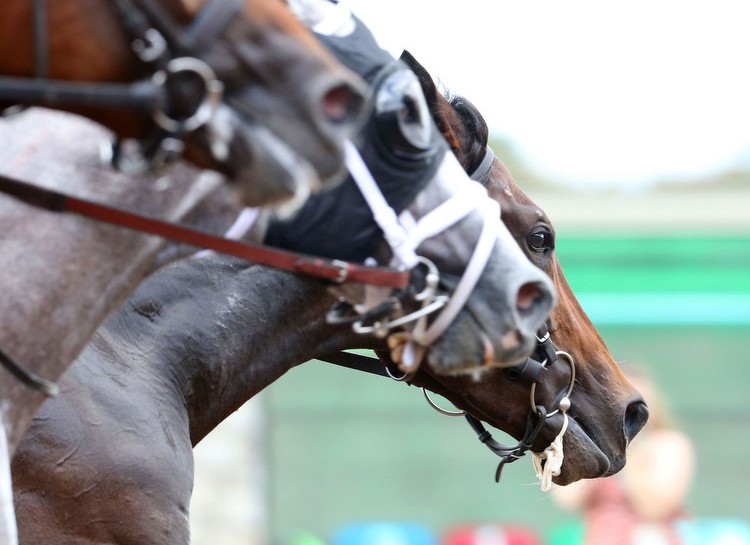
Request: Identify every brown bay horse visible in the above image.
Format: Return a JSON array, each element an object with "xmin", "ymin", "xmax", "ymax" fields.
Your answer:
[
  {"xmin": 0, "ymin": 0, "xmax": 370, "ymax": 205},
  {"xmin": 400, "ymin": 50, "xmax": 649, "ymax": 485},
  {"xmin": 11, "ymin": 65, "xmax": 645, "ymax": 544}
]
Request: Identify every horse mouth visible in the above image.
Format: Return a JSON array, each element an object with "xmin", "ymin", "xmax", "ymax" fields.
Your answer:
[
  {"xmin": 547, "ymin": 415, "xmax": 613, "ymax": 486},
  {"xmin": 423, "ymin": 324, "xmax": 537, "ymax": 377}
]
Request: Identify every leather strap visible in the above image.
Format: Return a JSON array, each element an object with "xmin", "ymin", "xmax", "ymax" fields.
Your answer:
[
  {"xmin": 184, "ymin": 0, "xmax": 245, "ymax": 54},
  {"xmin": 0, "ymin": 174, "xmax": 410, "ymax": 288},
  {"xmin": 317, "ymin": 352, "xmax": 389, "ymax": 377},
  {"xmin": 469, "ymin": 146, "xmax": 495, "ymax": 185}
]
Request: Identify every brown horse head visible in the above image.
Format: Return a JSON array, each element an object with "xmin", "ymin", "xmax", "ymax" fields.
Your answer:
[
  {"xmin": 0, "ymin": 0, "xmax": 369, "ymax": 206},
  {"xmin": 397, "ymin": 50, "xmax": 648, "ymax": 485}
]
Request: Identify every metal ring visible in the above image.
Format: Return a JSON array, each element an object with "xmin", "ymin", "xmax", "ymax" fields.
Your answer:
[
  {"xmin": 351, "ymin": 295, "xmax": 448, "ymax": 336},
  {"xmin": 132, "ymin": 28, "xmax": 167, "ymax": 63},
  {"xmin": 151, "ymin": 57, "xmax": 224, "ymax": 133},
  {"xmin": 422, "ymin": 388, "xmax": 466, "ymax": 417},
  {"xmin": 413, "ymin": 256, "xmax": 440, "ymax": 302},
  {"xmin": 385, "ymin": 366, "xmax": 416, "ymax": 382},
  {"xmin": 529, "ymin": 350, "xmax": 576, "ymax": 418}
]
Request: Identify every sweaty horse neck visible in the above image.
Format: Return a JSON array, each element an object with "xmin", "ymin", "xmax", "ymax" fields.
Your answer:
[{"xmin": 118, "ymin": 257, "xmax": 367, "ymax": 445}]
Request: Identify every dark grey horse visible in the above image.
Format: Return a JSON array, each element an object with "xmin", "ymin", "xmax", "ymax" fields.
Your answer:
[{"xmin": 0, "ymin": 2, "xmax": 371, "ymax": 538}]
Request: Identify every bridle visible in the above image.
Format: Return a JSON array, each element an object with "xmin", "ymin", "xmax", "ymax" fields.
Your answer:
[
  {"xmin": 0, "ymin": 0, "xmax": 241, "ymax": 169},
  {"xmin": 317, "ymin": 323, "xmax": 576, "ymax": 490},
  {"xmin": 327, "ymin": 139, "xmax": 504, "ymax": 377},
  {"xmin": 0, "ymin": 47, "xmax": 507, "ymax": 450},
  {"xmin": 0, "ymin": 98, "xmax": 499, "ymax": 398},
  {"xmin": 463, "ymin": 326, "xmax": 576, "ymax": 491}
]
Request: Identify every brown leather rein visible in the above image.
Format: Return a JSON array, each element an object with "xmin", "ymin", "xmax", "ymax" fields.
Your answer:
[{"xmin": 0, "ymin": 174, "xmax": 409, "ymax": 288}]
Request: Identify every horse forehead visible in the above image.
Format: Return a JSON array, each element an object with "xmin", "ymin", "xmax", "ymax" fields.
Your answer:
[{"xmin": 491, "ymin": 185, "xmax": 547, "ymax": 228}]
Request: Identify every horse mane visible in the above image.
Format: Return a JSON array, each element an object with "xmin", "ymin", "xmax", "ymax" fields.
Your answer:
[{"xmin": 443, "ymin": 91, "xmax": 490, "ymax": 176}]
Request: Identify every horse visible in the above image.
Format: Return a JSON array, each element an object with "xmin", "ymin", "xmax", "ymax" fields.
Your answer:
[
  {"xmin": 10, "ymin": 63, "xmax": 646, "ymax": 544},
  {"xmin": 0, "ymin": 109, "xmax": 248, "ymax": 545},
  {"xmin": 0, "ymin": 0, "xmax": 370, "ymax": 206},
  {"xmin": 2, "ymin": 16, "xmax": 561, "ymax": 541},
  {"xmin": 396, "ymin": 50, "xmax": 649, "ymax": 486},
  {"xmin": 0, "ymin": 0, "xmax": 374, "ymax": 457},
  {"xmin": 0, "ymin": 6, "xmax": 365, "ymax": 534}
]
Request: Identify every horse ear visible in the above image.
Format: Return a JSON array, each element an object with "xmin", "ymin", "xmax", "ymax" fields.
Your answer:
[{"xmin": 399, "ymin": 50, "xmax": 439, "ymax": 108}]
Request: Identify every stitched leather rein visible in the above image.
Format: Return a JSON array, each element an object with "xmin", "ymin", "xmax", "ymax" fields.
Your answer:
[{"xmin": 0, "ymin": 173, "xmax": 410, "ymax": 288}]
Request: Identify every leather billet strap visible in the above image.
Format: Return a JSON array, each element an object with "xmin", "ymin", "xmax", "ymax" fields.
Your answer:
[
  {"xmin": 0, "ymin": 174, "xmax": 410, "ymax": 288},
  {"xmin": 183, "ymin": 0, "xmax": 246, "ymax": 54}
]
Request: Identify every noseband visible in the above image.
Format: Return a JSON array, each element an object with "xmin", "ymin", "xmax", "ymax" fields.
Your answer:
[
  {"xmin": 459, "ymin": 326, "xmax": 576, "ymax": 490},
  {"xmin": 0, "ymin": 0, "xmax": 242, "ymax": 169},
  {"xmin": 318, "ymin": 323, "xmax": 576, "ymax": 490}
]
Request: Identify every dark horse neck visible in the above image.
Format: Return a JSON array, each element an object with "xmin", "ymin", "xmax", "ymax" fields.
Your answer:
[{"xmin": 99, "ymin": 255, "xmax": 372, "ymax": 445}]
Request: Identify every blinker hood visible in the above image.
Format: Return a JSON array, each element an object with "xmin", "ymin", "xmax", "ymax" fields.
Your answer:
[{"xmin": 264, "ymin": 45, "xmax": 448, "ymax": 263}]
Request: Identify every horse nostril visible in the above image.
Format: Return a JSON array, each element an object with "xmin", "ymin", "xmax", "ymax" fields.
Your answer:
[
  {"xmin": 516, "ymin": 281, "xmax": 554, "ymax": 331},
  {"xmin": 321, "ymin": 83, "xmax": 366, "ymax": 126},
  {"xmin": 624, "ymin": 400, "xmax": 649, "ymax": 443},
  {"xmin": 517, "ymin": 282, "xmax": 541, "ymax": 312}
]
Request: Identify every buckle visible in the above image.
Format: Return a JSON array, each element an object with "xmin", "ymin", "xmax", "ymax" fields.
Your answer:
[
  {"xmin": 151, "ymin": 57, "xmax": 224, "ymax": 133},
  {"xmin": 331, "ymin": 260, "xmax": 349, "ymax": 283}
]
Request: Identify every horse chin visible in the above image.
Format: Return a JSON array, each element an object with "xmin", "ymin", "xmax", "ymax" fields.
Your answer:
[
  {"xmin": 549, "ymin": 416, "xmax": 618, "ymax": 486},
  {"xmin": 425, "ymin": 318, "xmax": 536, "ymax": 376}
]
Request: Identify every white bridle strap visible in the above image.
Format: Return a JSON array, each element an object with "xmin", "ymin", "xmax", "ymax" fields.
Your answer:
[
  {"xmin": 402, "ymin": 182, "xmax": 489, "ymax": 248},
  {"xmin": 344, "ymin": 140, "xmax": 419, "ymax": 269},
  {"xmin": 411, "ymin": 198, "xmax": 500, "ymax": 347}
]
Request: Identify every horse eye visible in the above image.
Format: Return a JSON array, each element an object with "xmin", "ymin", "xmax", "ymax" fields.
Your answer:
[{"xmin": 527, "ymin": 229, "xmax": 554, "ymax": 253}]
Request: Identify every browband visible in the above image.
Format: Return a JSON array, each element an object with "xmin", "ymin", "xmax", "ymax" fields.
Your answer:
[{"xmin": 469, "ymin": 146, "xmax": 495, "ymax": 184}]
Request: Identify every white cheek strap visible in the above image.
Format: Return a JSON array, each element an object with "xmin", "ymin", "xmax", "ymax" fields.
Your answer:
[{"xmin": 343, "ymin": 140, "xmax": 421, "ymax": 269}]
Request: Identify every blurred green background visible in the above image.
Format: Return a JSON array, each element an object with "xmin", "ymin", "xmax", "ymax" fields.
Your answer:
[
  {"xmin": 188, "ymin": 136, "xmax": 750, "ymax": 544},
  {"xmin": 263, "ymin": 160, "xmax": 750, "ymax": 543}
]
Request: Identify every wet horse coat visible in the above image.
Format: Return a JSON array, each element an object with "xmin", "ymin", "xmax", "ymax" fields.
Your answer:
[
  {"xmin": 0, "ymin": 3, "xmax": 368, "ymax": 539},
  {"xmin": 12, "ymin": 88, "xmax": 645, "ymax": 544},
  {"xmin": 0, "ymin": 110, "xmax": 241, "ymax": 544},
  {"xmin": 0, "ymin": 109, "xmax": 242, "ymax": 453}
]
